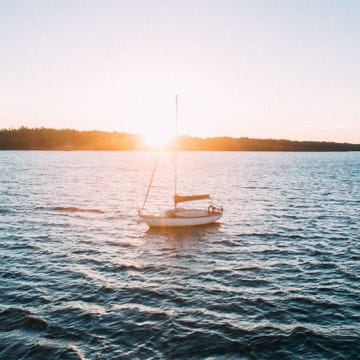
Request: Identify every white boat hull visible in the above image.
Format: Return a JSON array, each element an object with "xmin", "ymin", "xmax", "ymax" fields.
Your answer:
[{"xmin": 139, "ymin": 210, "xmax": 222, "ymax": 228}]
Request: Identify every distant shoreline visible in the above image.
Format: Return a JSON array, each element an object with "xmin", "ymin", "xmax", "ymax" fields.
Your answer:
[{"xmin": 1, "ymin": 127, "xmax": 359, "ymax": 152}]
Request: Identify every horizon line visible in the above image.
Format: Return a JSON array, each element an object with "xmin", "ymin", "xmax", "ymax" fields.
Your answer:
[{"xmin": 1, "ymin": 126, "xmax": 359, "ymax": 145}]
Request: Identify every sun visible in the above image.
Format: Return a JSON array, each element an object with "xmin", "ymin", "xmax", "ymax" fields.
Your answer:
[
  {"xmin": 142, "ymin": 129, "xmax": 173, "ymax": 149},
  {"xmin": 138, "ymin": 113, "xmax": 175, "ymax": 149}
]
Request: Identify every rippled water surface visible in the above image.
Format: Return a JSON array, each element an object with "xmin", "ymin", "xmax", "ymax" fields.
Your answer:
[{"xmin": 1, "ymin": 151, "xmax": 359, "ymax": 359}]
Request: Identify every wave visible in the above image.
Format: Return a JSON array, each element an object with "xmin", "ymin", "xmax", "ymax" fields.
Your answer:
[
  {"xmin": 0, "ymin": 338, "xmax": 85, "ymax": 360},
  {"xmin": 53, "ymin": 206, "xmax": 104, "ymax": 214},
  {"xmin": 0, "ymin": 307, "xmax": 47, "ymax": 332},
  {"xmin": 36, "ymin": 206, "xmax": 104, "ymax": 214},
  {"xmin": 0, "ymin": 208, "xmax": 12, "ymax": 214}
]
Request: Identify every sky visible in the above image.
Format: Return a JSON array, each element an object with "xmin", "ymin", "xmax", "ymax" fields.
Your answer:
[{"xmin": 0, "ymin": 0, "xmax": 359, "ymax": 143}]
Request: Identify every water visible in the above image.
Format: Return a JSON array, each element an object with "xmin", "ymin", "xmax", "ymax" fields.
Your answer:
[{"xmin": 1, "ymin": 151, "xmax": 359, "ymax": 359}]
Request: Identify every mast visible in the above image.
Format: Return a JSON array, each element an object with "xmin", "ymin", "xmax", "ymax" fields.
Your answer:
[{"xmin": 174, "ymin": 95, "xmax": 178, "ymax": 209}]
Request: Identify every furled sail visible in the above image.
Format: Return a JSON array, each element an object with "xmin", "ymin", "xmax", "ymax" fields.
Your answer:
[{"xmin": 174, "ymin": 194, "xmax": 210, "ymax": 204}]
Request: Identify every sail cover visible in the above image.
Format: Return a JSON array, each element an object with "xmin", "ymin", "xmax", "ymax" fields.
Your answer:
[{"xmin": 174, "ymin": 194, "xmax": 210, "ymax": 204}]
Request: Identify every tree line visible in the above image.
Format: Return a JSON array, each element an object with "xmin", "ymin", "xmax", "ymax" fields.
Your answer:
[
  {"xmin": 0, "ymin": 127, "xmax": 141, "ymax": 150},
  {"xmin": 1, "ymin": 127, "xmax": 359, "ymax": 151},
  {"xmin": 177, "ymin": 135, "xmax": 360, "ymax": 151}
]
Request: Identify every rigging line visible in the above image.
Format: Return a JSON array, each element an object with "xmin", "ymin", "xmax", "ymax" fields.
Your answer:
[{"xmin": 141, "ymin": 151, "xmax": 160, "ymax": 210}]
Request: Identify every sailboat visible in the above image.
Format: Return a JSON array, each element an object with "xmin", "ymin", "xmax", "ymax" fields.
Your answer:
[{"xmin": 138, "ymin": 96, "xmax": 223, "ymax": 227}]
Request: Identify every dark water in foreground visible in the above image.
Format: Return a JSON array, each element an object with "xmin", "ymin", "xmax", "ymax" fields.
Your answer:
[{"xmin": 1, "ymin": 151, "xmax": 359, "ymax": 359}]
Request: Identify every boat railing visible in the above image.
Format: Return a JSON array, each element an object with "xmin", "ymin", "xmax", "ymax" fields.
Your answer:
[{"xmin": 207, "ymin": 204, "xmax": 223, "ymax": 215}]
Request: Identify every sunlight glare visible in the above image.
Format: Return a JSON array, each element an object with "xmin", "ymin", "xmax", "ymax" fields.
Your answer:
[{"xmin": 143, "ymin": 128, "xmax": 173, "ymax": 149}]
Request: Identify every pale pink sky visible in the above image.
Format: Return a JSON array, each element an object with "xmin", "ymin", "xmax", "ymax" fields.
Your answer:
[{"xmin": 0, "ymin": 1, "xmax": 359, "ymax": 143}]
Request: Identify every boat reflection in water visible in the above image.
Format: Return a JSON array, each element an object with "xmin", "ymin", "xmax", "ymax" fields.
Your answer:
[{"xmin": 144, "ymin": 222, "xmax": 222, "ymax": 245}]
